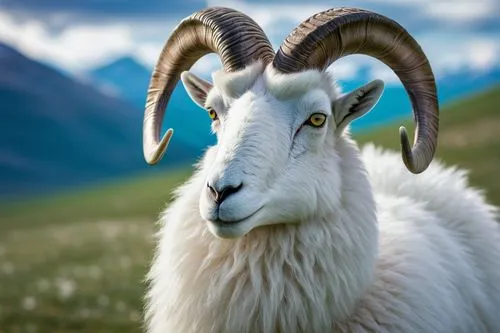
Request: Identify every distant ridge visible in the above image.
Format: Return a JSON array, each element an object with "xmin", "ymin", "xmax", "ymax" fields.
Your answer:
[
  {"xmin": 90, "ymin": 56, "xmax": 152, "ymax": 106},
  {"xmin": 0, "ymin": 43, "xmax": 200, "ymax": 199},
  {"xmin": 90, "ymin": 56, "xmax": 500, "ymax": 138},
  {"xmin": 89, "ymin": 56, "xmax": 217, "ymax": 149}
]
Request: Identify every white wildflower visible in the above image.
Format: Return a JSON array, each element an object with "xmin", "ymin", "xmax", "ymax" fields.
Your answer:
[
  {"xmin": 55, "ymin": 277, "xmax": 76, "ymax": 300},
  {"xmin": 22, "ymin": 296, "xmax": 37, "ymax": 311}
]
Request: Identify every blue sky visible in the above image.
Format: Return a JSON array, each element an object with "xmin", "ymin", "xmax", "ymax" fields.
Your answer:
[{"xmin": 1, "ymin": 0, "xmax": 499, "ymax": 84}]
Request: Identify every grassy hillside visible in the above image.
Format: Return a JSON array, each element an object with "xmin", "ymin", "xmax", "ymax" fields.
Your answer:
[
  {"xmin": 0, "ymin": 169, "xmax": 193, "ymax": 332},
  {"xmin": 0, "ymin": 86, "xmax": 499, "ymax": 332},
  {"xmin": 356, "ymin": 85, "xmax": 500, "ymax": 205}
]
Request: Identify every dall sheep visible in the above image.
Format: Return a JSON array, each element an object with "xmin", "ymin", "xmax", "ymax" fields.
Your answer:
[{"xmin": 142, "ymin": 7, "xmax": 500, "ymax": 333}]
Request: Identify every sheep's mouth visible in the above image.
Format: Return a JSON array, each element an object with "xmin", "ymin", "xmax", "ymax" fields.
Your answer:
[
  {"xmin": 210, "ymin": 206, "xmax": 264, "ymax": 226},
  {"xmin": 203, "ymin": 204, "xmax": 268, "ymax": 238},
  {"xmin": 211, "ymin": 219, "xmax": 242, "ymax": 226}
]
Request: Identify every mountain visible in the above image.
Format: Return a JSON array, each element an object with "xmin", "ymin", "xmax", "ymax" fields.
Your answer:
[
  {"xmin": 89, "ymin": 57, "xmax": 216, "ymax": 149},
  {"xmin": 90, "ymin": 56, "xmax": 500, "ymax": 139},
  {"xmin": 0, "ymin": 43, "xmax": 199, "ymax": 199},
  {"xmin": 89, "ymin": 56, "xmax": 151, "ymax": 106},
  {"xmin": 339, "ymin": 65, "xmax": 500, "ymax": 132}
]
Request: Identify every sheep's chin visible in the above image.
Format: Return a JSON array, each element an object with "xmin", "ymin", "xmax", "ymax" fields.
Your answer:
[
  {"xmin": 206, "ymin": 207, "xmax": 269, "ymax": 239},
  {"xmin": 207, "ymin": 219, "xmax": 254, "ymax": 239}
]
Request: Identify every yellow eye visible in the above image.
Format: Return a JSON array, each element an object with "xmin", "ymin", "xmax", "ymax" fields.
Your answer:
[
  {"xmin": 207, "ymin": 107, "xmax": 218, "ymax": 121},
  {"xmin": 307, "ymin": 113, "xmax": 327, "ymax": 127}
]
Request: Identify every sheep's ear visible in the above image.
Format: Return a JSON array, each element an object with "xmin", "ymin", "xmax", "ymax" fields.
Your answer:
[
  {"xmin": 332, "ymin": 80, "xmax": 384, "ymax": 134},
  {"xmin": 181, "ymin": 71, "xmax": 213, "ymax": 108}
]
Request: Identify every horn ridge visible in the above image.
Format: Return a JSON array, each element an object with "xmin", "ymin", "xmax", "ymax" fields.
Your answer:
[
  {"xmin": 273, "ymin": 7, "xmax": 439, "ymax": 174},
  {"xmin": 143, "ymin": 7, "xmax": 274, "ymax": 165}
]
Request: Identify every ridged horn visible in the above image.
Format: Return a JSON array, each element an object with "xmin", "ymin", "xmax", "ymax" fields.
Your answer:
[
  {"xmin": 273, "ymin": 7, "xmax": 439, "ymax": 174},
  {"xmin": 143, "ymin": 7, "xmax": 274, "ymax": 165}
]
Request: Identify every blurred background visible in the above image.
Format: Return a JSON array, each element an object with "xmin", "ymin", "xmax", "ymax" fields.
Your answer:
[{"xmin": 0, "ymin": 0, "xmax": 499, "ymax": 331}]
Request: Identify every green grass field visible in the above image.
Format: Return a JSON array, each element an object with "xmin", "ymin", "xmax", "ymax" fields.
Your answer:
[{"xmin": 0, "ymin": 86, "xmax": 499, "ymax": 332}]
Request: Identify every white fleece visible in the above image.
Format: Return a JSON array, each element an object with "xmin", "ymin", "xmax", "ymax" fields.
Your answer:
[{"xmin": 145, "ymin": 140, "xmax": 500, "ymax": 333}]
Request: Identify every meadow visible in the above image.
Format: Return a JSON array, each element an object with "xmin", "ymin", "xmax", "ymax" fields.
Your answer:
[{"xmin": 0, "ymin": 86, "xmax": 499, "ymax": 332}]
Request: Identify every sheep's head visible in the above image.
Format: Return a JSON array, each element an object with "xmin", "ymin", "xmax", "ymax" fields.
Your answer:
[{"xmin": 143, "ymin": 7, "xmax": 439, "ymax": 238}]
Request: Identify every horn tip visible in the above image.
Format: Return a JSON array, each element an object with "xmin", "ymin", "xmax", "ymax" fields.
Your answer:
[
  {"xmin": 144, "ymin": 128, "xmax": 174, "ymax": 166},
  {"xmin": 399, "ymin": 126, "xmax": 418, "ymax": 174},
  {"xmin": 399, "ymin": 126, "xmax": 431, "ymax": 174}
]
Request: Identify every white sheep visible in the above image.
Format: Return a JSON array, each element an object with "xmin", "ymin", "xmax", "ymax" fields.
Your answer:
[{"xmin": 142, "ymin": 7, "xmax": 500, "ymax": 333}]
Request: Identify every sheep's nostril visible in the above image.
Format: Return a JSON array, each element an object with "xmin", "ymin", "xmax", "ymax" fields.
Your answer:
[
  {"xmin": 207, "ymin": 182, "xmax": 243, "ymax": 205},
  {"xmin": 217, "ymin": 183, "xmax": 243, "ymax": 204},
  {"xmin": 207, "ymin": 183, "xmax": 218, "ymax": 201}
]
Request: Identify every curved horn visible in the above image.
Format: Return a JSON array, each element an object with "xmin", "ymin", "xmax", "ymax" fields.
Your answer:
[
  {"xmin": 144, "ymin": 7, "xmax": 274, "ymax": 165},
  {"xmin": 273, "ymin": 8, "xmax": 438, "ymax": 174}
]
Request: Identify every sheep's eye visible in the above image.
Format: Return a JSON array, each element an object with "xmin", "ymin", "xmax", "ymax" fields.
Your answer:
[
  {"xmin": 207, "ymin": 107, "xmax": 218, "ymax": 121},
  {"xmin": 306, "ymin": 113, "xmax": 327, "ymax": 128}
]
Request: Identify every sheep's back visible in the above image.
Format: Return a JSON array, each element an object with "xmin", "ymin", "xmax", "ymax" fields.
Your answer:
[{"xmin": 357, "ymin": 144, "xmax": 500, "ymax": 332}]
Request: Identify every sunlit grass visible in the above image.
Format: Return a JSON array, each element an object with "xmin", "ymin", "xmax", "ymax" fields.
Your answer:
[
  {"xmin": 0, "ymin": 168, "xmax": 192, "ymax": 233},
  {"xmin": 356, "ymin": 85, "xmax": 500, "ymax": 206},
  {"xmin": 0, "ymin": 169, "xmax": 192, "ymax": 332},
  {"xmin": 0, "ymin": 219, "xmax": 152, "ymax": 331}
]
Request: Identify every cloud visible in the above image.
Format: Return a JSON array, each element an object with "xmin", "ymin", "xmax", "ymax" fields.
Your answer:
[
  {"xmin": 190, "ymin": 55, "xmax": 223, "ymax": 79},
  {"xmin": 0, "ymin": 0, "xmax": 206, "ymax": 20},
  {"xmin": 0, "ymin": 11, "xmax": 182, "ymax": 72},
  {"xmin": 424, "ymin": 1, "xmax": 495, "ymax": 23},
  {"xmin": 328, "ymin": 60, "xmax": 359, "ymax": 81},
  {"xmin": 134, "ymin": 42, "xmax": 222, "ymax": 80},
  {"xmin": 362, "ymin": 32, "xmax": 500, "ymax": 84},
  {"xmin": 0, "ymin": 12, "xmax": 135, "ymax": 71},
  {"xmin": 468, "ymin": 40, "xmax": 498, "ymax": 71},
  {"xmin": 203, "ymin": 0, "xmax": 500, "ymax": 84},
  {"xmin": 370, "ymin": 0, "xmax": 499, "ymax": 24},
  {"xmin": 418, "ymin": 33, "xmax": 500, "ymax": 75},
  {"xmin": 135, "ymin": 43, "xmax": 163, "ymax": 69},
  {"xmin": 0, "ymin": 0, "xmax": 498, "ymax": 84},
  {"xmin": 207, "ymin": 0, "xmax": 500, "ymax": 34},
  {"xmin": 206, "ymin": 0, "xmax": 328, "ymax": 32}
]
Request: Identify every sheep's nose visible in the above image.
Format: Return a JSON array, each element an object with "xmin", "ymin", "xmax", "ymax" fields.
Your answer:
[{"xmin": 207, "ymin": 181, "xmax": 243, "ymax": 205}]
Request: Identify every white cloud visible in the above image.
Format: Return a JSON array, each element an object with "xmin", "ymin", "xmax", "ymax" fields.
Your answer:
[
  {"xmin": 328, "ymin": 59, "xmax": 359, "ymax": 80},
  {"xmin": 371, "ymin": 0, "xmax": 498, "ymax": 24},
  {"xmin": 206, "ymin": 0, "xmax": 328, "ymax": 33},
  {"xmin": 369, "ymin": 66, "xmax": 400, "ymax": 84},
  {"xmin": 0, "ymin": 11, "xmax": 181, "ymax": 73},
  {"xmin": 134, "ymin": 42, "xmax": 221, "ymax": 80},
  {"xmin": 0, "ymin": 0, "xmax": 498, "ymax": 84},
  {"xmin": 208, "ymin": 0, "xmax": 499, "ymax": 30},
  {"xmin": 418, "ymin": 33, "xmax": 500, "ymax": 75},
  {"xmin": 361, "ymin": 33, "xmax": 500, "ymax": 85},
  {"xmin": 205, "ymin": 0, "xmax": 500, "ymax": 85},
  {"xmin": 191, "ymin": 54, "xmax": 222, "ymax": 79},
  {"xmin": 135, "ymin": 42, "xmax": 162, "ymax": 68},
  {"xmin": 467, "ymin": 40, "xmax": 498, "ymax": 71},
  {"xmin": 0, "ymin": 12, "xmax": 135, "ymax": 71},
  {"xmin": 425, "ymin": 1, "xmax": 495, "ymax": 23}
]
